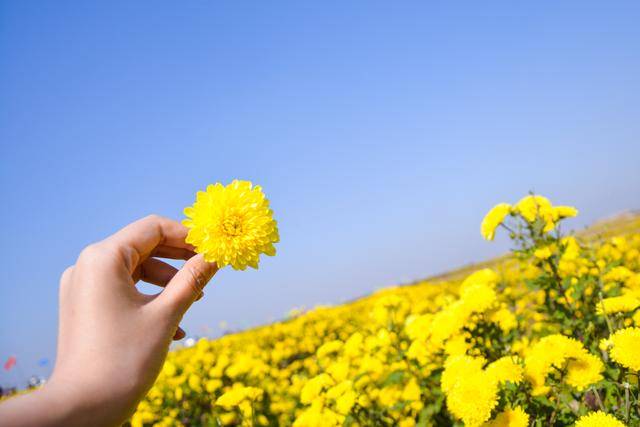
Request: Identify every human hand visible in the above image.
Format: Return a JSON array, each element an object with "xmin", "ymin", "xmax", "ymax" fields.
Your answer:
[{"xmin": 0, "ymin": 215, "xmax": 218, "ymax": 426}]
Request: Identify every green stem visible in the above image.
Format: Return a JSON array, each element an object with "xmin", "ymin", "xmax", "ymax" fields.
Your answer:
[
  {"xmin": 624, "ymin": 381, "xmax": 630, "ymax": 423},
  {"xmin": 591, "ymin": 386, "xmax": 606, "ymax": 412},
  {"xmin": 499, "ymin": 222, "xmax": 517, "ymax": 235},
  {"xmin": 250, "ymin": 400, "xmax": 257, "ymax": 427},
  {"xmin": 554, "ymin": 389, "xmax": 578, "ymax": 416},
  {"xmin": 545, "ymin": 258, "xmax": 575, "ymax": 317},
  {"xmin": 598, "ymin": 292, "xmax": 614, "ymax": 335}
]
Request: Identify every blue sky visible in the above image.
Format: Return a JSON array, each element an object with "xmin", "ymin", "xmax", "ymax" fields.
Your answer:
[{"xmin": 1, "ymin": 1, "xmax": 639, "ymax": 387}]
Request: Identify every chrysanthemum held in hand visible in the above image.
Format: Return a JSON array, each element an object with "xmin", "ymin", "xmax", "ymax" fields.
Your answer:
[{"xmin": 183, "ymin": 180, "xmax": 279, "ymax": 270}]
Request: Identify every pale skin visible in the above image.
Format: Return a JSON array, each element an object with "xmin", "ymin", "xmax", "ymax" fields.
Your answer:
[{"xmin": 0, "ymin": 215, "xmax": 218, "ymax": 427}]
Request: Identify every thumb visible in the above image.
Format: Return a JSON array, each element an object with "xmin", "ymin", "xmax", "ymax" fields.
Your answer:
[{"xmin": 157, "ymin": 253, "xmax": 218, "ymax": 316}]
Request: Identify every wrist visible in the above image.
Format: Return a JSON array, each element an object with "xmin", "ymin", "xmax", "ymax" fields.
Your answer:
[
  {"xmin": 0, "ymin": 382, "xmax": 95, "ymax": 427},
  {"xmin": 43, "ymin": 374, "xmax": 133, "ymax": 427},
  {"xmin": 39, "ymin": 379, "xmax": 90, "ymax": 426}
]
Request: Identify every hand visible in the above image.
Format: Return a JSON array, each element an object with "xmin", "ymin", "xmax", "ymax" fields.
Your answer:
[{"xmin": 0, "ymin": 215, "xmax": 218, "ymax": 427}]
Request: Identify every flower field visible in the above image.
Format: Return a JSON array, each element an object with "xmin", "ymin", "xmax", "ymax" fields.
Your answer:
[{"xmin": 131, "ymin": 196, "xmax": 640, "ymax": 427}]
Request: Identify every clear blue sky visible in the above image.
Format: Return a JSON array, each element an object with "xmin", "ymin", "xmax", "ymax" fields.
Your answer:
[{"xmin": 1, "ymin": 1, "xmax": 639, "ymax": 387}]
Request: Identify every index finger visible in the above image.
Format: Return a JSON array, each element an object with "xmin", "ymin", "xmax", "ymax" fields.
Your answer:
[{"xmin": 107, "ymin": 215, "xmax": 194, "ymax": 272}]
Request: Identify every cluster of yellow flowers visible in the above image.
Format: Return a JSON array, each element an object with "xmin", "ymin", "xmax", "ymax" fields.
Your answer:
[
  {"xmin": 130, "ymin": 195, "xmax": 640, "ymax": 426},
  {"xmin": 480, "ymin": 195, "xmax": 578, "ymax": 241}
]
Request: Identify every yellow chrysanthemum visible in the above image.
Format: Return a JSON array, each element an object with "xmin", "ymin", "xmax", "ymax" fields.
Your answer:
[
  {"xmin": 402, "ymin": 378, "xmax": 422, "ymax": 401},
  {"xmin": 460, "ymin": 282, "xmax": 497, "ymax": 313},
  {"xmin": 481, "ymin": 203, "xmax": 512, "ymax": 241},
  {"xmin": 565, "ymin": 353, "xmax": 604, "ymax": 391},
  {"xmin": 626, "ymin": 273, "xmax": 640, "ymax": 290},
  {"xmin": 514, "ymin": 195, "xmax": 578, "ymax": 233},
  {"xmin": 486, "ymin": 356, "xmax": 523, "ymax": 385},
  {"xmin": 487, "ymin": 306, "xmax": 517, "ymax": 332},
  {"xmin": 597, "ymin": 295, "xmax": 640, "ymax": 315},
  {"xmin": 459, "ymin": 268, "xmax": 500, "ymax": 292},
  {"xmin": 444, "ymin": 334, "xmax": 471, "ymax": 357},
  {"xmin": 575, "ymin": 411, "xmax": 626, "ymax": 427},
  {"xmin": 515, "ymin": 195, "xmax": 553, "ymax": 224},
  {"xmin": 603, "ymin": 266, "xmax": 633, "ymax": 283},
  {"xmin": 215, "ymin": 386, "xmax": 263, "ymax": 408},
  {"xmin": 183, "ymin": 180, "xmax": 279, "ymax": 270},
  {"xmin": 446, "ymin": 377, "xmax": 498, "ymax": 427},
  {"xmin": 428, "ymin": 301, "xmax": 472, "ymax": 346},
  {"xmin": 335, "ymin": 390, "xmax": 357, "ymax": 414},
  {"xmin": 293, "ymin": 401, "xmax": 343, "ymax": 427},
  {"xmin": 442, "ymin": 357, "xmax": 498, "ymax": 427},
  {"xmin": 316, "ymin": 340, "xmax": 343, "ymax": 359},
  {"xmin": 524, "ymin": 334, "xmax": 585, "ymax": 395},
  {"xmin": 328, "ymin": 382, "xmax": 352, "ymax": 400},
  {"xmin": 599, "ymin": 337, "xmax": 613, "ymax": 352},
  {"xmin": 533, "ymin": 246, "xmax": 553, "ymax": 260},
  {"xmin": 608, "ymin": 327, "xmax": 640, "ymax": 370},
  {"xmin": 300, "ymin": 374, "xmax": 334, "ymax": 403},
  {"xmin": 482, "ymin": 407, "xmax": 529, "ymax": 427},
  {"xmin": 552, "ymin": 205, "xmax": 579, "ymax": 220},
  {"xmin": 561, "ymin": 236, "xmax": 581, "ymax": 260},
  {"xmin": 441, "ymin": 355, "xmax": 486, "ymax": 394}
]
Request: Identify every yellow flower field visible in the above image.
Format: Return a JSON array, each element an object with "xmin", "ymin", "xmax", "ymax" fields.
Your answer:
[{"xmin": 130, "ymin": 196, "xmax": 640, "ymax": 426}]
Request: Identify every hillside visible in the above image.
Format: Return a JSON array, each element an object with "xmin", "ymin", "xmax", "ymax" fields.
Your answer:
[
  {"xmin": 426, "ymin": 210, "xmax": 640, "ymax": 284},
  {"xmin": 130, "ymin": 202, "xmax": 640, "ymax": 426}
]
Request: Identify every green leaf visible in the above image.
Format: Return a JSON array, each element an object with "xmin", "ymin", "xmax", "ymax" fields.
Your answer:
[{"xmin": 382, "ymin": 370, "xmax": 406, "ymax": 387}]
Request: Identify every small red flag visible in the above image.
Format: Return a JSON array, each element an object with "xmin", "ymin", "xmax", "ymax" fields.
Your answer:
[{"xmin": 4, "ymin": 356, "xmax": 16, "ymax": 371}]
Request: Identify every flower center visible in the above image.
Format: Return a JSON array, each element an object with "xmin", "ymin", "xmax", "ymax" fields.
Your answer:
[{"xmin": 222, "ymin": 216, "xmax": 243, "ymax": 236}]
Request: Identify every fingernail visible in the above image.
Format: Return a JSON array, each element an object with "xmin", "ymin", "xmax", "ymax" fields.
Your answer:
[{"xmin": 173, "ymin": 328, "xmax": 185, "ymax": 340}]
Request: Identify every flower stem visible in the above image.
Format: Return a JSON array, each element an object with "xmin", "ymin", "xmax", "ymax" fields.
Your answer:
[
  {"xmin": 624, "ymin": 381, "xmax": 630, "ymax": 423},
  {"xmin": 598, "ymin": 292, "xmax": 614, "ymax": 335},
  {"xmin": 591, "ymin": 386, "xmax": 605, "ymax": 412}
]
